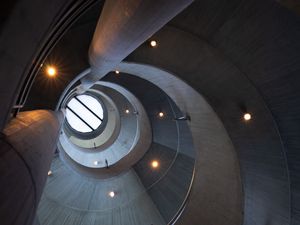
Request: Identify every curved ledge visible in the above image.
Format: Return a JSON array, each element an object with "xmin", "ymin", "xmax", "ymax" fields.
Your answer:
[
  {"xmin": 117, "ymin": 62, "xmax": 243, "ymax": 225},
  {"xmin": 58, "ymin": 81, "xmax": 151, "ymax": 178},
  {"xmin": 62, "ymin": 91, "xmax": 121, "ymax": 150}
]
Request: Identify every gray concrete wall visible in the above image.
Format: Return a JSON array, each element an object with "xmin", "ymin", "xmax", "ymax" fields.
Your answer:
[
  {"xmin": 58, "ymin": 82, "xmax": 152, "ymax": 178},
  {"xmin": 0, "ymin": 0, "xmax": 76, "ymax": 130},
  {"xmin": 37, "ymin": 157, "xmax": 165, "ymax": 225},
  {"xmin": 117, "ymin": 62, "xmax": 243, "ymax": 225},
  {"xmin": 105, "ymin": 73, "xmax": 195, "ymax": 223},
  {"xmin": 126, "ymin": 1, "xmax": 299, "ymax": 223},
  {"xmin": 0, "ymin": 110, "xmax": 62, "ymax": 225},
  {"xmin": 5, "ymin": 0, "xmax": 300, "ymax": 225}
]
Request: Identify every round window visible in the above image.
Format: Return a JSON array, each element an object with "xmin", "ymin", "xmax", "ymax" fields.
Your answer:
[{"xmin": 65, "ymin": 94, "xmax": 104, "ymax": 133}]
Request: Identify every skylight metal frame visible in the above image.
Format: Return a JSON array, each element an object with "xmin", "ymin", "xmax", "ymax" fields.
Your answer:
[{"xmin": 64, "ymin": 93, "xmax": 107, "ymax": 138}]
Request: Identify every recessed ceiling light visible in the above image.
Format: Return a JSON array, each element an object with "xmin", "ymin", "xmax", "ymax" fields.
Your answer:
[
  {"xmin": 151, "ymin": 160, "xmax": 159, "ymax": 169},
  {"xmin": 46, "ymin": 66, "xmax": 57, "ymax": 77},
  {"xmin": 150, "ymin": 40, "xmax": 157, "ymax": 47},
  {"xmin": 243, "ymin": 113, "xmax": 252, "ymax": 121},
  {"xmin": 158, "ymin": 112, "xmax": 164, "ymax": 118},
  {"xmin": 109, "ymin": 191, "xmax": 115, "ymax": 198}
]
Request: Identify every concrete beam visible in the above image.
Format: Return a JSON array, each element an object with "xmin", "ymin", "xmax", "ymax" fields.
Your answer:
[
  {"xmin": 0, "ymin": 110, "xmax": 63, "ymax": 225},
  {"xmin": 80, "ymin": 0, "xmax": 193, "ymax": 91}
]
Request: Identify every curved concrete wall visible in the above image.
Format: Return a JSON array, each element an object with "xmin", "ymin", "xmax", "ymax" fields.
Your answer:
[
  {"xmin": 105, "ymin": 74, "xmax": 195, "ymax": 222},
  {"xmin": 2, "ymin": 1, "xmax": 300, "ymax": 225},
  {"xmin": 0, "ymin": 0, "xmax": 78, "ymax": 130},
  {"xmin": 58, "ymin": 81, "xmax": 152, "ymax": 178},
  {"xmin": 0, "ymin": 110, "xmax": 62, "ymax": 225},
  {"xmin": 39, "ymin": 76, "xmax": 195, "ymax": 225},
  {"xmin": 114, "ymin": 62, "xmax": 243, "ymax": 225},
  {"xmin": 126, "ymin": 24, "xmax": 291, "ymax": 224},
  {"xmin": 125, "ymin": 1, "xmax": 298, "ymax": 223},
  {"xmin": 37, "ymin": 157, "xmax": 165, "ymax": 225}
]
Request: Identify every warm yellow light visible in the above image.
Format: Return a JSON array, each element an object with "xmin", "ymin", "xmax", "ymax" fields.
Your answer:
[
  {"xmin": 150, "ymin": 40, "xmax": 157, "ymax": 47},
  {"xmin": 115, "ymin": 70, "xmax": 120, "ymax": 74},
  {"xmin": 158, "ymin": 112, "xmax": 164, "ymax": 118},
  {"xmin": 48, "ymin": 170, "xmax": 52, "ymax": 176},
  {"xmin": 47, "ymin": 66, "xmax": 57, "ymax": 77},
  {"xmin": 243, "ymin": 113, "xmax": 252, "ymax": 121},
  {"xmin": 125, "ymin": 109, "xmax": 130, "ymax": 114},
  {"xmin": 109, "ymin": 191, "xmax": 115, "ymax": 198},
  {"xmin": 151, "ymin": 160, "xmax": 159, "ymax": 169}
]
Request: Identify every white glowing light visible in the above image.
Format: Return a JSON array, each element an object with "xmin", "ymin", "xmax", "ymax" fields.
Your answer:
[
  {"xmin": 65, "ymin": 95, "xmax": 104, "ymax": 133},
  {"xmin": 109, "ymin": 191, "xmax": 115, "ymax": 198},
  {"xmin": 150, "ymin": 40, "xmax": 157, "ymax": 47},
  {"xmin": 243, "ymin": 113, "xmax": 252, "ymax": 121}
]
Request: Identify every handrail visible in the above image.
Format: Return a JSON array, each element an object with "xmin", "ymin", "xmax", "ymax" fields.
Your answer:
[
  {"xmin": 13, "ymin": 0, "xmax": 99, "ymax": 116},
  {"xmin": 55, "ymin": 72, "xmax": 196, "ymax": 223},
  {"xmin": 169, "ymin": 167, "xmax": 196, "ymax": 225}
]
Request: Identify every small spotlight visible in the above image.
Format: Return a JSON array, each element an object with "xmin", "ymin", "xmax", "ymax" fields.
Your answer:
[
  {"xmin": 115, "ymin": 70, "xmax": 120, "ymax": 74},
  {"xmin": 243, "ymin": 113, "xmax": 252, "ymax": 121},
  {"xmin": 109, "ymin": 191, "xmax": 115, "ymax": 198},
  {"xmin": 151, "ymin": 160, "xmax": 159, "ymax": 169},
  {"xmin": 46, "ymin": 66, "xmax": 57, "ymax": 77},
  {"xmin": 94, "ymin": 161, "xmax": 99, "ymax": 166},
  {"xmin": 158, "ymin": 112, "xmax": 164, "ymax": 118},
  {"xmin": 125, "ymin": 109, "xmax": 130, "ymax": 114},
  {"xmin": 48, "ymin": 170, "xmax": 52, "ymax": 176},
  {"xmin": 150, "ymin": 40, "xmax": 157, "ymax": 47}
]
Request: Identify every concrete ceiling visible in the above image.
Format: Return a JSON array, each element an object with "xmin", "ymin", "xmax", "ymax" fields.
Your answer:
[{"xmin": 1, "ymin": 0, "xmax": 300, "ymax": 225}]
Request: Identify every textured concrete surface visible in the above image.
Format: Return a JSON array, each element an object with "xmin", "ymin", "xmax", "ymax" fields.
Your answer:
[
  {"xmin": 127, "ymin": 25, "xmax": 291, "ymax": 224},
  {"xmin": 37, "ymin": 157, "xmax": 165, "ymax": 225},
  {"xmin": 0, "ymin": 0, "xmax": 74, "ymax": 130},
  {"xmin": 58, "ymin": 81, "xmax": 152, "ymax": 178},
  {"xmin": 82, "ymin": 0, "xmax": 193, "ymax": 90},
  {"xmin": 125, "ymin": 1, "xmax": 300, "ymax": 223},
  {"xmin": 2, "ymin": 0, "xmax": 300, "ymax": 225},
  {"xmin": 59, "ymin": 88, "xmax": 128, "ymax": 168},
  {"xmin": 66, "ymin": 93, "xmax": 120, "ymax": 149},
  {"xmin": 114, "ymin": 63, "xmax": 243, "ymax": 225},
  {"xmin": 38, "ymin": 72, "xmax": 196, "ymax": 224},
  {"xmin": 108, "ymin": 75, "xmax": 196, "ymax": 222},
  {"xmin": 0, "ymin": 110, "xmax": 62, "ymax": 225},
  {"xmin": 40, "ymin": 80, "xmax": 195, "ymax": 224}
]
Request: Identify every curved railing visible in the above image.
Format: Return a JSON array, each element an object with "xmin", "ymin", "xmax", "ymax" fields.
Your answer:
[
  {"xmin": 13, "ymin": 0, "xmax": 99, "ymax": 116},
  {"xmin": 38, "ymin": 85, "xmax": 196, "ymax": 225}
]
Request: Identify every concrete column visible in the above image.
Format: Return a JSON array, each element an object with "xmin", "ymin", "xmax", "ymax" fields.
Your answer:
[
  {"xmin": 80, "ymin": 0, "xmax": 193, "ymax": 90},
  {"xmin": 0, "ymin": 110, "xmax": 63, "ymax": 225}
]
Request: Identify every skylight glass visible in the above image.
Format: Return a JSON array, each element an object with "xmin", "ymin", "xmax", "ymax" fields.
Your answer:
[{"xmin": 65, "ymin": 94, "xmax": 103, "ymax": 133}]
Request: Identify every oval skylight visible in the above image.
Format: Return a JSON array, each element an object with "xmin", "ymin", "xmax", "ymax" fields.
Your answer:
[{"xmin": 66, "ymin": 94, "xmax": 104, "ymax": 133}]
